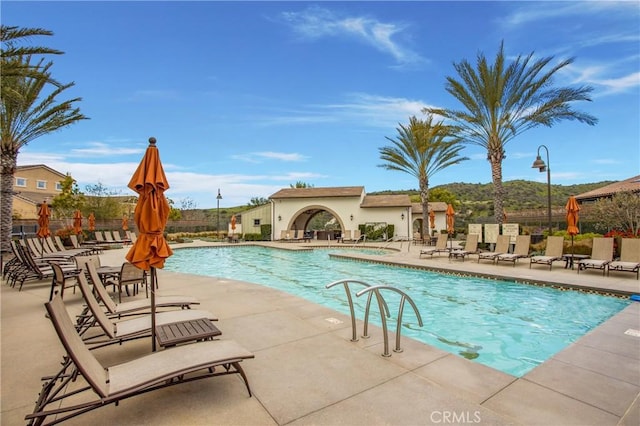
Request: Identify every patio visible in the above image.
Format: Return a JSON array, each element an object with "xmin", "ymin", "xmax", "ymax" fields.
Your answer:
[{"xmin": 2, "ymin": 241, "xmax": 638, "ymax": 425}]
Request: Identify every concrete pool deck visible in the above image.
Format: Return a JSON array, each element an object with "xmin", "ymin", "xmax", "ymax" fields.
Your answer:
[{"xmin": 2, "ymin": 240, "xmax": 639, "ymax": 425}]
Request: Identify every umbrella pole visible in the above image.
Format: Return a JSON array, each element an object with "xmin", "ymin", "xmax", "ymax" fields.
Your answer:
[{"xmin": 151, "ymin": 267, "xmax": 157, "ymax": 352}]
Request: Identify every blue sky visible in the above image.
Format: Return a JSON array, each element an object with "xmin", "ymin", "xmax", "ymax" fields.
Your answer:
[{"xmin": 4, "ymin": 1, "xmax": 639, "ymax": 208}]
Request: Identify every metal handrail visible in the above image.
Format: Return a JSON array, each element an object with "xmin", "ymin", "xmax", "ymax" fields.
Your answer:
[
  {"xmin": 325, "ymin": 279, "xmax": 389, "ymax": 342},
  {"xmin": 356, "ymin": 285, "xmax": 423, "ymax": 357}
]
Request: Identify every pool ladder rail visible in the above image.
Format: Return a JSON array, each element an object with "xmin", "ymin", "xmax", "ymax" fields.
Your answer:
[{"xmin": 325, "ymin": 279, "xmax": 423, "ymax": 357}]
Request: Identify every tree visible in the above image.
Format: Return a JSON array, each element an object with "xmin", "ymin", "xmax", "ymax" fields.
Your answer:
[
  {"xmin": 379, "ymin": 115, "xmax": 468, "ymax": 238},
  {"xmin": 290, "ymin": 181, "xmax": 313, "ymax": 188},
  {"xmin": 248, "ymin": 196, "xmax": 268, "ymax": 206},
  {"xmin": 83, "ymin": 183, "xmax": 122, "ymax": 219},
  {"xmin": 1, "ymin": 26, "xmax": 88, "ymax": 252},
  {"xmin": 51, "ymin": 174, "xmax": 85, "ymax": 220},
  {"xmin": 590, "ymin": 191, "xmax": 640, "ymax": 236},
  {"xmin": 424, "ymin": 41, "xmax": 597, "ymax": 226}
]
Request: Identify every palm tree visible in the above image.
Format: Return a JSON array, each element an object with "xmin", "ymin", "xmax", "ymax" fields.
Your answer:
[
  {"xmin": 1, "ymin": 25, "xmax": 63, "ymax": 95},
  {"xmin": 424, "ymin": 41, "xmax": 597, "ymax": 225},
  {"xmin": 1, "ymin": 55, "xmax": 88, "ymax": 252},
  {"xmin": 379, "ymin": 114, "xmax": 468, "ymax": 239}
]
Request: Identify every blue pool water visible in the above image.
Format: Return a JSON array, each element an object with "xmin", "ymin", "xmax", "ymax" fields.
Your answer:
[{"xmin": 165, "ymin": 246, "xmax": 630, "ymax": 376}]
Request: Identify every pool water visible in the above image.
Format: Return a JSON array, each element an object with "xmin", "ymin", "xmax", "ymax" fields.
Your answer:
[{"xmin": 165, "ymin": 246, "xmax": 630, "ymax": 376}]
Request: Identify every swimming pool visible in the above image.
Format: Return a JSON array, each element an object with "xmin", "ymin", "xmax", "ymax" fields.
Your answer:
[{"xmin": 165, "ymin": 246, "xmax": 630, "ymax": 377}]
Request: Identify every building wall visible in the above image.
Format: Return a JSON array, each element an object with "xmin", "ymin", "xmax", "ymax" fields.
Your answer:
[
  {"xmin": 271, "ymin": 196, "xmax": 412, "ymax": 241},
  {"xmin": 240, "ymin": 204, "xmax": 271, "ymax": 236},
  {"xmin": 13, "ymin": 166, "xmax": 65, "ymax": 219},
  {"xmin": 14, "ymin": 167, "xmax": 64, "ymax": 199}
]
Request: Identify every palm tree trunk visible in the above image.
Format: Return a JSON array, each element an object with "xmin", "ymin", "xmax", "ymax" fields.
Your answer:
[
  {"xmin": 489, "ymin": 153, "xmax": 505, "ymax": 225},
  {"xmin": 0, "ymin": 151, "xmax": 17, "ymax": 253},
  {"xmin": 419, "ymin": 176, "xmax": 429, "ymax": 239}
]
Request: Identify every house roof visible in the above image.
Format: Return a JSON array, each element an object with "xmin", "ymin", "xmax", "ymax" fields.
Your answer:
[
  {"xmin": 270, "ymin": 186, "xmax": 365, "ymax": 199},
  {"xmin": 575, "ymin": 175, "xmax": 640, "ymax": 202},
  {"xmin": 16, "ymin": 164, "xmax": 67, "ymax": 178},
  {"xmin": 411, "ymin": 202, "xmax": 448, "ymax": 213},
  {"xmin": 360, "ymin": 194, "xmax": 412, "ymax": 208}
]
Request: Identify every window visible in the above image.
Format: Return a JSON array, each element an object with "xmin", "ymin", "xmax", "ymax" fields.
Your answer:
[
  {"xmin": 253, "ymin": 219, "xmax": 261, "ymax": 226},
  {"xmin": 36, "ymin": 180, "xmax": 47, "ymax": 190},
  {"xmin": 55, "ymin": 182, "xmax": 62, "ymax": 191},
  {"xmin": 15, "ymin": 177, "xmax": 26, "ymax": 187}
]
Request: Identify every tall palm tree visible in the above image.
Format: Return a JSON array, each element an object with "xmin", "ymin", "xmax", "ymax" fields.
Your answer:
[
  {"xmin": 424, "ymin": 41, "xmax": 597, "ymax": 224},
  {"xmin": 379, "ymin": 114, "xmax": 468, "ymax": 239},
  {"xmin": 1, "ymin": 55, "xmax": 88, "ymax": 252}
]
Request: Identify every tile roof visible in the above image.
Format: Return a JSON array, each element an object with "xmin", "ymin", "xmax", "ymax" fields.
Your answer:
[
  {"xmin": 575, "ymin": 175, "xmax": 640, "ymax": 202},
  {"xmin": 270, "ymin": 186, "xmax": 364, "ymax": 199},
  {"xmin": 411, "ymin": 202, "xmax": 448, "ymax": 213},
  {"xmin": 360, "ymin": 194, "xmax": 412, "ymax": 208}
]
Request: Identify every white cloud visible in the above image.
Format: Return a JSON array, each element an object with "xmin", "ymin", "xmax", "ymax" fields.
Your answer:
[
  {"xmin": 231, "ymin": 151, "xmax": 308, "ymax": 163},
  {"xmin": 279, "ymin": 6, "xmax": 425, "ymax": 66},
  {"xmin": 70, "ymin": 142, "xmax": 145, "ymax": 157}
]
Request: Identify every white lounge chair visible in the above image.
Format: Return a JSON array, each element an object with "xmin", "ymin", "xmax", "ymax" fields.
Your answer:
[
  {"xmin": 607, "ymin": 238, "xmax": 640, "ymax": 279},
  {"xmin": 577, "ymin": 237, "xmax": 614, "ymax": 276},
  {"xmin": 496, "ymin": 235, "xmax": 531, "ymax": 266},
  {"xmin": 529, "ymin": 236, "xmax": 565, "ymax": 270},
  {"xmin": 419, "ymin": 233, "xmax": 450, "ymax": 258},
  {"xmin": 478, "ymin": 234, "xmax": 511, "ymax": 263}
]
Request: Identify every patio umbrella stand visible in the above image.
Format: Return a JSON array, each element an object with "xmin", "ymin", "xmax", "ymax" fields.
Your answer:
[
  {"xmin": 446, "ymin": 204, "xmax": 455, "ymax": 251},
  {"xmin": 125, "ymin": 137, "xmax": 173, "ymax": 351},
  {"xmin": 566, "ymin": 196, "xmax": 580, "ymax": 257},
  {"xmin": 37, "ymin": 201, "xmax": 51, "ymax": 256}
]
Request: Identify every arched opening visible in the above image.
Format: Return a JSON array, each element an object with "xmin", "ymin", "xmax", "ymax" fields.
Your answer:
[{"xmin": 289, "ymin": 205, "xmax": 346, "ymax": 240}]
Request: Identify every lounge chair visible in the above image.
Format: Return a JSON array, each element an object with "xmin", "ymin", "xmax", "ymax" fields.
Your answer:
[
  {"xmin": 70, "ymin": 234, "xmax": 103, "ymax": 254},
  {"xmin": 607, "ymin": 238, "xmax": 640, "ymax": 279},
  {"xmin": 449, "ymin": 234, "xmax": 479, "ymax": 261},
  {"xmin": 419, "ymin": 233, "xmax": 450, "ymax": 258},
  {"xmin": 496, "ymin": 235, "xmax": 532, "ymax": 266},
  {"xmin": 477, "ymin": 234, "xmax": 511, "ymax": 263},
  {"xmin": 577, "ymin": 237, "xmax": 614, "ymax": 276},
  {"xmin": 10, "ymin": 243, "xmax": 79, "ymax": 291},
  {"xmin": 84, "ymin": 262, "xmax": 200, "ymax": 317},
  {"xmin": 353, "ymin": 229, "xmax": 362, "ymax": 243},
  {"xmin": 529, "ymin": 236, "xmax": 565, "ymax": 270},
  {"xmin": 75, "ymin": 273, "xmax": 217, "ymax": 348},
  {"xmin": 26, "ymin": 296, "xmax": 254, "ymax": 425}
]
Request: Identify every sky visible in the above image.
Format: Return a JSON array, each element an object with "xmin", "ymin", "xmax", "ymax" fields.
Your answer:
[{"xmin": 3, "ymin": 1, "xmax": 639, "ymax": 209}]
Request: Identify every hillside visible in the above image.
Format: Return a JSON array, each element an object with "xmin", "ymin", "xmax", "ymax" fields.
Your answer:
[{"xmin": 372, "ymin": 180, "xmax": 615, "ymax": 213}]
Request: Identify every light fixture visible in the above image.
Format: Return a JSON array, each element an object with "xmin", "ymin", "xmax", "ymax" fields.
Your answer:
[
  {"xmin": 278, "ymin": 215, "xmax": 282, "ymax": 221},
  {"xmin": 350, "ymin": 214, "xmax": 354, "ymax": 221},
  {"xmin": 531, "ymin": 145, "xmax": 552, "ymax": 236},
  {"xmin": 216, "ymin": 188, "xmax": 222, "ymax": 238},
  {"xmin": 401, "ymin": 213, "xmax": 405, "ymax": 220}
]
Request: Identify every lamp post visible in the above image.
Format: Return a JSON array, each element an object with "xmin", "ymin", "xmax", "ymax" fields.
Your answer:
[
  {"xmin": 531, "ymin": 145, "xmax": 552, "ymax": 236},
  {"xmin": 216, "ymin": 188, "xmax": 222, "ymax": 239}
]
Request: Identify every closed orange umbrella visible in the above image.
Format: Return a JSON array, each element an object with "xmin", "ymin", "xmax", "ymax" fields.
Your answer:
[
  {"xmin": 566, "ymin": 196, "xmax": 580, "ymax": 256},
  {"xmin": 73, "ymin": 210, "xmax": 83, "ymax": 235},
  {"xmin": 446, "ymin": 204, "xmax": 455, "ymax": 234},
  {"xmin": 446, "ymin": 204, "xmax": 455, "ymax": 251},
  {"xmin": 88, "ymin": 212, "xmax": 96, "ymax": 231},
  {"xmin": 231, "ymin": 214, "xmax": 236, "ymax": 232},
  {"xmin": 122, "ymin": 214, "xmax": 129, "ymax": 231},
  {"xmin": 36, "ymin": 201, "xmax": 51, "ymax": 238},
  {"xmin": 125, "ymin": 137, "xmax": 173, "ymax": 351},
  {"xmin": 429, "ymin": 209, "xmax": 436, "ymax": 230}
]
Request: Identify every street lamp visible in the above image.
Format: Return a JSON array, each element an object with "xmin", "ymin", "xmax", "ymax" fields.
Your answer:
[
  {"xmin": 531, "ymin": 145, "xmax": 552, "ymax": 236},
  {"xmin": 216, "ymin": 188, "xmax": 222, "ymax": 238}
]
